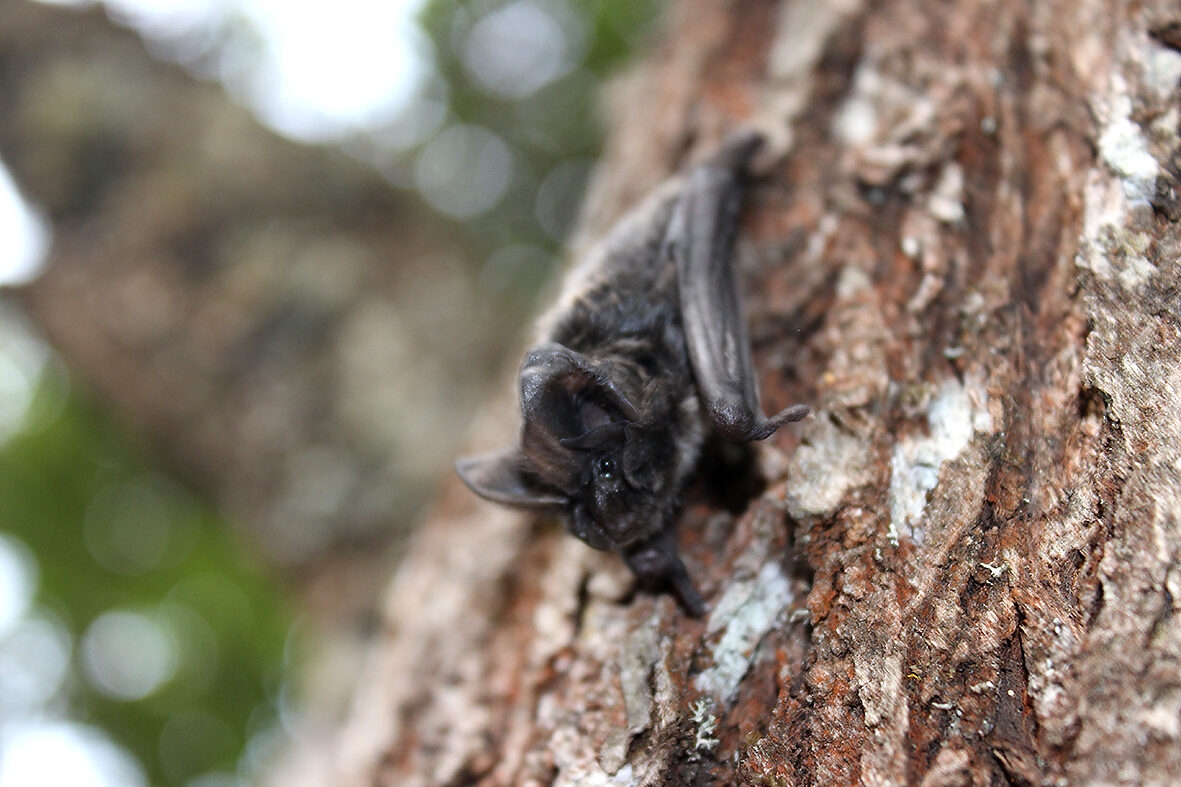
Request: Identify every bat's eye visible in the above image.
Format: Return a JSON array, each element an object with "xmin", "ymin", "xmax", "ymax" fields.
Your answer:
[{"xmin": 595, "ymin": 456, "xmax": 616, "ymax": 479}]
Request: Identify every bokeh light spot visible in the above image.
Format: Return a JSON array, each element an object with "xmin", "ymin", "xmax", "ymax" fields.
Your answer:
[
  {"xmin": 0, "ymin": 312, "xmax": 51, "ymax": 442},
  {"xmin": 83, "ymin": 480, "xmax": 185, "ymax": 575},
  {"xmin": 157, "ymin": 601, "xmax": 222, "ymax": 693},
  {"xmin": 479, "ymin": 243, "xmax": 553, "ymax": 307},
  {"xmin": 237, "ymin": 0, "xmax": 432, "ymax": 140},
  {"xmin": 0, "ymin": 161, "xmax": 50, "ymax": 287},
  {"xmin": 462, "ymin": 0, "xmax": 577, "ymax": 99},
  {"xmin": 158, "ymin": 710, "xmax": 237, "ymax": 784},
  {"xmin": 0, "ymin": 612, "xmax": 72, "ymax": 712},
  {"xmin": 535, "ymin": 158, "xmax": 593, "ymax": 242},
  {"xmin": 102, "ymin": 0, "xmax": 220, "ymax": 43},
  {"xmin": 0, "ymin": 722, "xmax": 146, "ymax": 787},
  {"xmin": 0, "ymin": 533, "xmax": 37, "ymax": 637},
  {"xmin": 81, "ymin": 609, "xmax": 178, "ymax": 701},
  {"xmin": 415, "ymin": 124, "xmax": 513, "ymax": 218}
]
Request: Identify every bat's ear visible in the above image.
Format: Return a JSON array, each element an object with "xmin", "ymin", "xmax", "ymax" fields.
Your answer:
[
  {"xmin": 455, "ymin": 449, "xmax": 567, "ymax": 508},
  {"xmin": 521, "ymin": 343, "xmax": 642, "ymax": 424},
  {"xmin": 515, "ymin": 342, "xmax": 642, "ymax": 492}
]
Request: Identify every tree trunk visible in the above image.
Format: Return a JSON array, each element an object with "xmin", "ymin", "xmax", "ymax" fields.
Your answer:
[{"xmin": 312, "ymin": 0, "xmax": 1181, "ymax": 784}]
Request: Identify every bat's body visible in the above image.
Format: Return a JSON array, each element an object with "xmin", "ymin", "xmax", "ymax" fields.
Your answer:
[{"xmin": 457, "ymin": 131, "xmax": 808, "ymax": 616}]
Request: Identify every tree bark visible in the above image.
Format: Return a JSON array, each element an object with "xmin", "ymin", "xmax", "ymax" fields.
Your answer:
[{"xmin": 313, "ymin": 0, "xmax": 1181, "ymax": 785}]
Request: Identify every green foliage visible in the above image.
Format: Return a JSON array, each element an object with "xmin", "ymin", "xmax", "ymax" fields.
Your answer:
[
  {"xmin": 406, "ymin": 0, "xmax": 665, "ymax": 312},
  {"xmin": 0, "ymin": 368, "xmax": 292, "ymax": 786}
]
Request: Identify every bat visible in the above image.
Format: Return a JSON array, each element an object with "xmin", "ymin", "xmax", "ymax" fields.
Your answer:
[{"xmin": 455, "ymin": 130, "xmax": 808, "ymax": 616}]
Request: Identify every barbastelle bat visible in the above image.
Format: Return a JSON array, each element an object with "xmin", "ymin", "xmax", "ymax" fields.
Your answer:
[{"xmin": 456, "ymin": 130, "xmax": 808, "ymax": 616}]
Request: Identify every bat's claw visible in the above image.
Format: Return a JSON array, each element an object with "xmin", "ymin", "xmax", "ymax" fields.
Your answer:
[
  {"xmin": 771, "ymin": 403, "xmax": 810, "ymax": 426},
  {"xmin": 706, "ymin": 128, "xmax": 767, "ymax": 172},
  {"xmin": 713, "ymin": 403, "xmax": 811, "ymax": 442}
]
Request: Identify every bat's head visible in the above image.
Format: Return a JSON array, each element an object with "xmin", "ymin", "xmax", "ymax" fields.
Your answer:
[{"xmin": 455, "ymin": 342, "xmax": 683, "ymax": 550}]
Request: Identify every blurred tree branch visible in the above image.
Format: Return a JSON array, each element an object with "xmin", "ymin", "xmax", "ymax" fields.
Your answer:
[{"xmin": 0, "ymin": 0, "xmax": 497, "ymax": 621}]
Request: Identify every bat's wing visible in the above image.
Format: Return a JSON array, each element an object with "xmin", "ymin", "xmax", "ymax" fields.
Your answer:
[{"xmin": 670, "ymin": 131, "xmax": 809, "ymax": 442}]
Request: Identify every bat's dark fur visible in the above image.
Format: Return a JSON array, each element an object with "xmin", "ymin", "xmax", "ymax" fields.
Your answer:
[{"xmin": 456, "ymin": 131, "xmax": 808, "ymax": 616}]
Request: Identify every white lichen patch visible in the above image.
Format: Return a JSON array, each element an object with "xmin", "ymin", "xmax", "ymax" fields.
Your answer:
[
  {"xmin": 1078, "ymin": 172, "xmax": 1153, "ymax": 287},
  {"xmin": 763, "ymin": 0, "xmax": 864, "ymax": 142},
  {"xmin": 530, "ymin": 537, "xmax": 594, "ymax": 666},
  {"xmin": 927, "ymin": 163, "xmax": 966, "ymax": 224},
  {"xmin": 598, "ymin": 617, "xmax": 662, "ymax": 775},
  {"xmin": 832, "ymin": 63, "xmax": 939, "ymax": 184},
  {"xmin": 621, "ymin": 621, "xmax": 661, "ymax": 733},
  {"xmin": 550, "ymin": 723, "xmax": 623, "ymax": 787},
  {"xmin": 834, "ymin": 87, "xmax": 879, "ymax": 146},
  {"xmin": 769, "ymin": 0, "xmax": 861, "ymax": 83},
  {"xmin": 785, "ymin": 417, "xmax": 874, "ymax": 520},
  {"xmin": 888, "ymin": 377, "xmax": 993, "ymax": 545},
  {"xmin": 854, "ymin": 650, "xmax": 904, "ymax": 728},
  {"xmin": 1078, "ymin": 31, "xmax": 1179, "ymax": 291},
  {"xmin": 1097, "ymin": 88, "xmax": 1158, "ymax": 205},
  {"xmin": 689, "ymin": 697, "xmax": 720, "ymax": 756},
  {"xmin": 694, "ymin": 562, "xmax": 792, "ymax": 702},
  {"xmin": 1143, "ymin": 37, "xmax": 1181, "ymax": 104},
  {"xmin": 608, "ymin": 764, "xmax": 637, "ymax": 786},
  {"xmin": 900, "ymin": 235, "xmax": 921, "ymax": 258}
]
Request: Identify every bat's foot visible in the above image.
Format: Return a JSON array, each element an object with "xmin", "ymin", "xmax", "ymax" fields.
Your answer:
[
  {"xmin": 622, "ymin": 533, "xmax": 708, "ymax": 618},
  {"xmin": 668, "ymin": 569, "xmax": 708, "ymax": 618}
]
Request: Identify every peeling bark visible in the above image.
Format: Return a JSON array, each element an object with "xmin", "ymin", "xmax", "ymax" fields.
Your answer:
[{"xmin": 313, "ymin": 0, "xmax": 1181, "ymax": 785}]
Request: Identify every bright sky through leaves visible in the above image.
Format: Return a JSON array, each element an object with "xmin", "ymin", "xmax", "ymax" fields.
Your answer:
[{"xmin": 1, "ymin": 3, "xmax": 429, "ymax": 783}]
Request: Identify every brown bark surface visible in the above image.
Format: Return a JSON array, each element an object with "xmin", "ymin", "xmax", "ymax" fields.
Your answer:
[{"xmin": 317, "ymin": 0, "xmax": 1181, "ymax": 785}]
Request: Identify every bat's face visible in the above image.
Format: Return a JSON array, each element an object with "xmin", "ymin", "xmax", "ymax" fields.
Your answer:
[
  {"xmin": 456, "ymin": 342, "xmax": 680, "ymax": 550},
  {"xmin": 556, "ymin": 418, "xmax": 677, "ymax": 551}
]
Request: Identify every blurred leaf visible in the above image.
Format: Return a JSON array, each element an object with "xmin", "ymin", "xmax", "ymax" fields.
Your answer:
[{"xmin": 0, "ymin": 368, "xmax": 292, "ymax": 786}]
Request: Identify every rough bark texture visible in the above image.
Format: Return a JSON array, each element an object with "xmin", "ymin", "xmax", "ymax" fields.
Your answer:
[{"xmin": 316, "ymin": 0, "xmax": 1181, "ymax": 785}]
